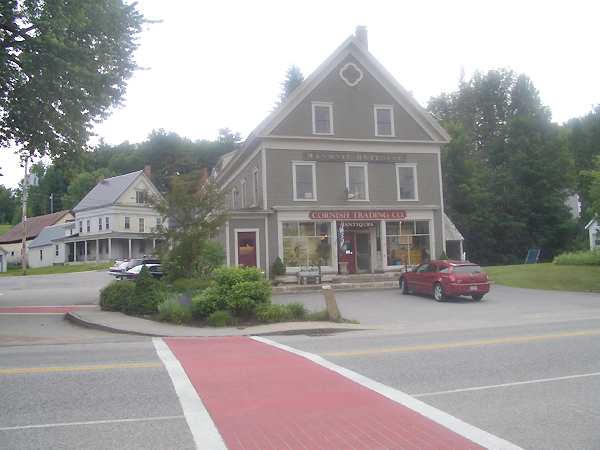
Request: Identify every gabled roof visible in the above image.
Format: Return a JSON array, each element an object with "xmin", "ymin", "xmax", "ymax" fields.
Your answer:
[
  {"xmin": 72, "ymin": 170, "xmax": 145, "ymax": 212},
  {"xmin": 28, "ymin": 223, "xmax": 70, "ymax": 249},
  {"xmin": 0, "ymin": 210, "xmax": 73, "ymax": 244},
  {"xmin": 216, "ymin": 33, "xmax": 451, "ymax": 182}
]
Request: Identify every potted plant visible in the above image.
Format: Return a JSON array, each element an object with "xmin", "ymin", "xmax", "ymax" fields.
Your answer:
[
  {"xmin": 316, "ymin": 241, "xmax": 331, "ymax": 258},
  {"xmin": 271, "ymin": 257, "xmax": 286, "ymax": 284}
]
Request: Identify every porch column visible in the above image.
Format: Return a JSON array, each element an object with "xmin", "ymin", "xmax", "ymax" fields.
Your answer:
[
  {"xmin": 84, "ymin": 240, "xmax": 88, "ymax": 262},
  {"xmin": 95, "ymin": 238, "xmax": 99, "ymax": 263},
  {"xmin": 73, "ymin": 241, "xmax": 77, "ymax": 262},
  {"xmin": 108, "ymin": 238, "xmax": 112, "ymax": 260},
  {"xmin": 128, "ymin": 239, "xmax": 132, "ymax": 259}
]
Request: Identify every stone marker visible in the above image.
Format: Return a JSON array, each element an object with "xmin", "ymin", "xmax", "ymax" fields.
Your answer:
[{"xmin": 322, "ymin": 285, "xmax": 340, "ymax": 321}]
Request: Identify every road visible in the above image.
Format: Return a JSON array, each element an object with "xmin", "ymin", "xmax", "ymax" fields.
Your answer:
[{"xmin": 1, "ymin": 272, "xmax": 599, "ymax": 449}]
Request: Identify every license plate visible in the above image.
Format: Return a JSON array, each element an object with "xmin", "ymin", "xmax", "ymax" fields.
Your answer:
[{"xmin": 469, "ymin": 286, "xmax": 477, "ymax": 291}]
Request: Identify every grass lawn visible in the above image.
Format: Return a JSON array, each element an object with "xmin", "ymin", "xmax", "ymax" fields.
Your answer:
[
  {"xmin": 485, "ymin": 263, "xmax": 600, "ymax": 293},
  {"xmin": 0, "ymin": 224, "xmax": 13, "ymax": 238},
  {"xmin": 0, "ymin": 262, "xmax": 113, "ymax": 277}
]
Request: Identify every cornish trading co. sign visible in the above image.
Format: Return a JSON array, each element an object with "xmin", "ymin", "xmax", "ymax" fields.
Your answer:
[{"xmin": 308, "ymin": 210, "xmax": 407, "ymax": 220}]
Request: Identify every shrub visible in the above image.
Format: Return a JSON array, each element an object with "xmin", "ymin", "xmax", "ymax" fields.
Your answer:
[
  {"xmin": 192, "ymin": 265, "xmax": 272, "ymax": 318},
  {"xmin": 553, "ymin": 249, "xmax": 600, "ymax": 266},
  {"xmin": 438, "ymin": 251, "xmax": 449, "ymax": 260},
  {"xmin": 99, "ymin": 281, "xmax": 135, "ymax": 312},
  {"xmin": 164, "ymin": 277, "xmax": 211, "ymax": 296},
  {"xmin": 124, "ymin": 265, "xmax": 163, "ymax": 315},
  {"xmin": 271, "ymin": 257, "xmax": 286, "ymax": 276},
  {"xmin": 286, "ymin": 302, "xmax": 308, "ymax": 320},
  {"xmin": 205, "ymin": 310, "xmax": 236, "ymax": 327},
  {"xmin": 157, "ymin": 295, "xmax": 192, "ymax": 324},
  {"xmin": 255, "ymin": 303, "xmax": 291, "ymax": 323}
]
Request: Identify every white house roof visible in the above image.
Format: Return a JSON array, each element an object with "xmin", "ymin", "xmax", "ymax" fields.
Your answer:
[
  {"xmin": 28, "ymin": 223, "xmax": 71, "ymax": 249},
  {"xmin": 72, "ymin": 171, "xmax": 144, "ymax": 212}
]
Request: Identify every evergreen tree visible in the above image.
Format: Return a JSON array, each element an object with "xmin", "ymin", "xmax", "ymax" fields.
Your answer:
[{"xmin": 276, "ymin": 64, "xmax": 304, "ymax": 106}]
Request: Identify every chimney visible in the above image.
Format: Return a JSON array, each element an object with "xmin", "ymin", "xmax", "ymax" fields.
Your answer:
[
  {"xmin": 98, "ymin": 174, "xmax": 104, "ymax": 184},
  {"xmin": 144, "ymin": 165, "xmax": 151, "ymax": 178},
  {"xmin": 355, "ymin": 26, "xmax": 368, "ymax": 49}
]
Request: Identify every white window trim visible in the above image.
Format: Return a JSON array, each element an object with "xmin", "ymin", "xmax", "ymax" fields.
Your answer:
[
  {"xmin": 292, "ymin": 161, "xmax": 317, "ymax": 202},
  {"xmin": 396, "ymin": 163, "xmax": 419, "ymax": 201},
  {"xmin": 232, "ymin": 188, "xmax": 237, "ymax": 209},
  {"xmin": 374, "ymin": 105, "xmax": 395, "ymax": 137},
  {"xmin": 312, "ymin": 102, "xmax": 334, "ymax": 135},
  {"xmin": 234, "ymin": 228, "xmax": 261, "ymax": 268},
  {"xmin": 345, "ymin": 162, "xmax": 369, "ymax": 201},
  {"xmin": 241, "ymin": 179, "xmax": 247, "ymax": 208},
  {"xmin": 252, "ymin": 167, "xmax": 259, "ymax": 207}
]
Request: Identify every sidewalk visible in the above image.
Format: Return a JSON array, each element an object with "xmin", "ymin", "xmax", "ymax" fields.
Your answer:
[{"xmin": 66, "ymin": 306, "xmax": 369, "ymax": 337}]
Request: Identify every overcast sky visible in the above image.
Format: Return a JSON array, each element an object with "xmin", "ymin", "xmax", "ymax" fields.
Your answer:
[{"xmin": 2, "ymin": 0, "xmax": 599, "ymax": 190}]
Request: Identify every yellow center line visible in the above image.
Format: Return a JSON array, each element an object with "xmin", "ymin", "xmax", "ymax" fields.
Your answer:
[
  {"xmin": 324, "ymin": 330, "xmax": 600, "ymax": 357},
  {"xmin": 0, "ymin": 363, "xmax": 163, "ymax": 374}
]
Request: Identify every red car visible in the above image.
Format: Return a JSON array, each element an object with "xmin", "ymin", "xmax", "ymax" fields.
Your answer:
[{"xmin": 399, "ymin": 260, "xmax": 490, "ymax": 301}]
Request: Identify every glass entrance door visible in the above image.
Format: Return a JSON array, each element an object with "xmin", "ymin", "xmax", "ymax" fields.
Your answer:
[{"xmin": 355, "ymin": 233, "xmax": 371, "ymax": 273}]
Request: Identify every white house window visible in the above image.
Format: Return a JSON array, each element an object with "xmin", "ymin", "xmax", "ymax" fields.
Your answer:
[
  {"xmin": 241, "ymin": 179, "xmax": 247, "ymax": 208},
  {"xmin": 346, "ymin": 163, "xmax": 369, "ymax": 200},
  {"xmin": 124, "ymin": 216, "xmax": 130, "ymax": 230},
  {"xmin": 252, "ymin": 168, "xmax": 259, "ymax": 207},
  {"xmin": 136, "ymin": 190, "xmax": 147, "ymax": 204},
  {"xmin": 39, "ymin": 249, "xmax": 43, "ymax": 260},
  {"xmin": 396, "ymin": 164, "xmax": 418, "ymax": 200},
  {"xmin": 340, "ymin": 62, "xmax": 363, "ymax": 86},
  {"xmin": 105, "ymin": 217, "xmax": 110, "ymax": 230},
  {"xmin": 156, "ymin": 218, "xmax": 162, "ymax": 230},
  {"xmin": 139, "ymin": 218, "xmax": 145, "ymax": 233},
  {"xmin": 86, "ymin": 220, "xmax": 90, "ymax": 232},
  {"xmin": 312, "ymin": 102, "xmax": 333, "ymax": 135},
  {"xmin": 374, "ymin": 106, "xmax": 394, "ymax": 136},
  {"xmin": 98, "ymin": 218, "xmax": 102, "ymax": 231},
  {"xmin": 292, "ymin": 162, "xmax": 317, "ymax": 201},
  {"xmin": 55, "ymin": 245, "xmax": 59, "ymax": 256},
  {"xmin": 79, "ymin": 221, "xmax": 82, "ymax": 233},
  {"xmin": 232, "ymin": 189, "xmax": 237, "ymax": 209}
]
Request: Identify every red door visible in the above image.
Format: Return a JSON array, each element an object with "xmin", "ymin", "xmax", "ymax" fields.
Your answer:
[
  {"xmin": 339, "ymin": 231, "xmax": 356, "ymax": 274},
  {"xmin": 237, "ymin": 232, "xmax": 257, "ymax": 267}
]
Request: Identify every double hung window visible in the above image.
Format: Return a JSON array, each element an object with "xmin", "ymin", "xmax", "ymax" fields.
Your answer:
[
  {"xmin": 374, "ymin": 106, "xmax": 394, "ymax": 136},
  {"xmin": 139, "ymin": 218, "xmax": 145, "ymax": 233},
  {"xmin": 396, "ymin": 164, "xmax": 418, "ymax": 200},
  {"xmin": 346, "ymin": 163, "xmax": 369, "ymax": 200},
  {"xmin": 312, "ymin": 102, "xmax": 333, "ymax": 135},
  {"xmin": 241, "ymin": 179, "xmax": 247, "ymax": 208},
  {"xmin": 292, "ymin": 162, "xmax": 317, "ymax": 201},
  {"xmin": 124, "ymin": 216, "xmax": 130, "ymax": 230},
  {"xmin": 252, "ymin": 169, "xmax": 259, "ymax": 207}
]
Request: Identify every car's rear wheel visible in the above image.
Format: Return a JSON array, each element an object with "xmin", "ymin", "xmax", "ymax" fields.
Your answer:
[
  {"xmin": 472, "ymin": 294, "xmax": 484, "ymax": 300},
  {"xmin": 433, "ymin": 283, "xmax": 445, "ymax": 302},
  {"xmin": 400, "ymin": 277, "xmax": 410, "ymax": 295}
]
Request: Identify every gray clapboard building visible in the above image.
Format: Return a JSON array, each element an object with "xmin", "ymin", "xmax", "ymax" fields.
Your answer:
[{"xmin": 212, "ymin": 27, "xmax": 457, "ymax": 280}]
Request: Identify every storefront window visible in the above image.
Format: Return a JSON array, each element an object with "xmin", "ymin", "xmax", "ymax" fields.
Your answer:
[
  {"xmin": 386, "ymin": 221, "xmax": 430, "ymax": 267},
  {"xmin": 282, "ymin": 222, "xmax": 331, "ymax": 267}
]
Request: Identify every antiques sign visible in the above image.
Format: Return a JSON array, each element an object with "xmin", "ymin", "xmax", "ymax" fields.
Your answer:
[
  {"xmin": 309, "ymin": 210, "xmax": 407, "ymax": 220},
  {"xmin": 303, "ymin": 151, "xmax": 406, "ymax": 163}
]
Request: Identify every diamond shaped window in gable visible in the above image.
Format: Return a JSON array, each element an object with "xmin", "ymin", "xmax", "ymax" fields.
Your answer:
[{"xmin": 340, "ymin": 63, "xmax": 363, "ymax": 86}]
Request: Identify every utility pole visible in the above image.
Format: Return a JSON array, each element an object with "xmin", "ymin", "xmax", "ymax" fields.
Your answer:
[{"xmin": 21, "ymin": 158, "xmax": 28, "ymax": 276}]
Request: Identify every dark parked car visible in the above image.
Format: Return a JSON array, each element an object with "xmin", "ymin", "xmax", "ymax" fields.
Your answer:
[
  {"xmin": 399, "ymin": 260, "xmax": 490, "ymax": 301},
  {"xmin": 110, "ymin": 258, "xmax": 160, "ymax": 279},
  {"xmin": 120, "ymin": 264, "xmax": 164, "ymax": 281}
]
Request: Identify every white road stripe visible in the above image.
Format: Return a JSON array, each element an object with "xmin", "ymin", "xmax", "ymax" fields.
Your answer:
[
  {"xmin": 152, "ymin": 337, "xmax": 227, "ymax": 450},
  {"xmin": 0, "ymin": 415, "xmax": 184, "ymax": 431},
  {"xmin": 414, "ymin": 371, "xmax": 600, "ymax": 397},
  {"xmin": 253, "ymin": 336, "xmax": 525, "ymax": 450}
]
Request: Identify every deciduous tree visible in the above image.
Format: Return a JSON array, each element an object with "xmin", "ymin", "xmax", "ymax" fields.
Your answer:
[{"xmin": 0, "ymin": 0, "xmax": 145, "ymax": 165}]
